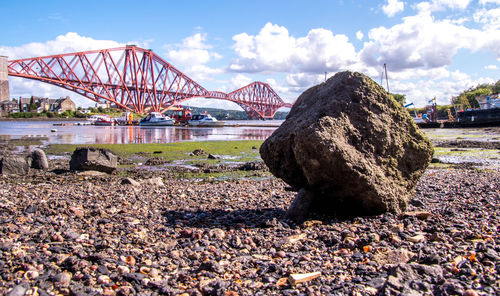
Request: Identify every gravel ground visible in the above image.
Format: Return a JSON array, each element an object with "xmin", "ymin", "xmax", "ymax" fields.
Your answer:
[{"xmin": 0, "ymin": 162, "xmax": 499, "ymax": 296}]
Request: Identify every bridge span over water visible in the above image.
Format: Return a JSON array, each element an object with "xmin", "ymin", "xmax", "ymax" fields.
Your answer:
[{"xmin": 4, "ymin": 46, "xmax": 293, "ymax": 119}]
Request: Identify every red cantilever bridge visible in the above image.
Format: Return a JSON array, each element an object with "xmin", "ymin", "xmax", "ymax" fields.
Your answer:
[{"xmin": 7, "ymin": 45, "xmax": 292, "ymax": 119}]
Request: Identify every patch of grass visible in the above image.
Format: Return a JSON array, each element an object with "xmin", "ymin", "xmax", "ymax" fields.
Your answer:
[
  {"xmin": 434, "ymin": 147, "xmax": 499, "ymax": 156},
  {"xmin": 174, "ymin": 170, "xmax": 271, "ymax": 181},
  {"xmin": 45, "ymin": 140, "xmax": 263, "ymax": 163},
  {"xmin": 428, "ymin": 162, "xmax": 453, "ymax": 169}
]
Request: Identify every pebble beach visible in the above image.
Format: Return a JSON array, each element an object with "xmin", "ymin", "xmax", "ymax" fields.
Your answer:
[{"xmin": 0, "ymin": 155, "xmax": 499, "ymax": 295}]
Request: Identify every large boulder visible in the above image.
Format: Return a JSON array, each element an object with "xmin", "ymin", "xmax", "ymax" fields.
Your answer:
[
  {"xmin": 0, "ymin": 155, "xmax": 30, "ymax": 175},
  {"xmin": 260, "ymin": 71, "xmax": 433, "ymax": 220},
  {"xmin": 31, "ymin": 148, "xmax": 49, "ymax": 170},
  {"xmin": 70, "ymin": 147, "xmax": 117, "ymax": 173}
]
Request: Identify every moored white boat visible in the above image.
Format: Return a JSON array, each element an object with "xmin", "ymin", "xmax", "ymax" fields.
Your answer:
[
  {"xmin": 139, "ymin": 112, "xmax": 175, "ymax": 126},
  {"xmin": 87, "ymin": 114, "xmax": 108, "ymax": 123},
  {"xmin": 187, "ymin": 113, "xmax": 224, "ymax": 127},
  {"xmin": 94, "ymin": 115, "xmax": 116, "ymax": 126}
]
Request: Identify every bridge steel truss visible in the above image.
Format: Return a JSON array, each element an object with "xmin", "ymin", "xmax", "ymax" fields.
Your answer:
[{"xmin": 7, "ymin": 46, "xmax": 292, "ymax": 118}]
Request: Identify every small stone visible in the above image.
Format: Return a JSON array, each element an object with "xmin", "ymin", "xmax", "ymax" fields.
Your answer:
[
  {"xmin": 52, "ymin": 271, "xmax": 72, "ymax": 286},
  {"xmin": 69, "ymin": 206, "xmax": 85, "ymax": 218},
  {"xmin": 24, "ymin": 270, "xmax": 39, "ymax": 280},
  {"xmin": 390, "ymin": 223, "xmax": 404, "ymax": 233},
  {"xmin": 209, "ymin": 228, "xmax": 226, "ymax": 240},
  {"xmin": 408, "ymin": 234, "xmax": 426, "ymax": 243},
  {"xmin": 274, "ymin": 251, "xmax": 286, "ymax": 258},
  {"xmin": 191, "ymin": 149, "xmax": 205, "ymax": 156},
  {"xmin": 98, "ymin": 275, "xmax": 112, "ymax": 284},
  {"xmin": 123, "ymin": 255, "xmax": 136, "ymax": 266},
  {"xmin": 6, "ymin": 284, "xmax": 29, "ymax": 296},
  {"xmin": 374, "ymin": 249, "xmax": 415, "ymax": 265},
  {"xmin": 180, "ymin": 229, "xmax": 193, "ymax": 238},
  {"xmin": 402, "ymin": 211, "xmax": 431, "ymax": 220},
  {"xmin": 98, "ymin": 265, "xmax": 110, "ymax": 275},
  {"xmin": 121, "ymin": 177, "xmax": 141, "ymax": 186},
  {"xmin": 143, "ymin": 177, "xmax": 164, "ymax": 186},
  {"xmin": 117, "ymin": 265, "xmax": 130, "ymax": 273},
  {"xmin": 288, "ymin": 272, "xmax": 321, "ymax": 285},
  {"xmin": 51, "ymin": 233, "xmax": 64, "ymax": 242},
  {"xmin": 463, "ymin": 289, "xmax": 479, "ymax": 296}
]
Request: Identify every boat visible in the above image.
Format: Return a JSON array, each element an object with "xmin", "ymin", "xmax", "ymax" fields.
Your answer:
[
  {"xmin": 187, "ymin": 113, "xmax": 224, "ymax": 127},
  {"xmin": 87, "ymin": 114, "xmax": 108, "ymax": 123},
  {"xmin": 139, "ymin": 112, "xmax": 175, "ymax": 126},
  {"xmin": 405, "ymin": 102, "xmax": 427, "ymax": 124},
  {"xmin": 94, "ymin": 114, "xmax": 116, "ymax": 126},
  {"xmin": 455, "ymin": 94, "xmax": 500, "ymax": 127}
]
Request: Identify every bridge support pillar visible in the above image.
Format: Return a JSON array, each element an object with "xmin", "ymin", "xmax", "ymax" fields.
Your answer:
[{"xmin": 0, "ymin": 56, "xmax": 9, "ymax": 101}]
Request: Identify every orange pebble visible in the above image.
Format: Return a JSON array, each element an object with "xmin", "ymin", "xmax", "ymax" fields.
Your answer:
[{"xmin": 463, "ymin": 289, "xmax": 478, "ymax": 296}]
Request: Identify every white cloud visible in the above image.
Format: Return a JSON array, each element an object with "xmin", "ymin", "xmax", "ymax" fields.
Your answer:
[
  {"xmin": 229, "ymin": 23, "xmax": 357, "ymax": 74},
  {"xmin": 285, "ymin": 73, "xmax": 322, "ymax": 88},
  {"xmin": 430, "ymin": 0, "xmax": 472, "ymax": 10},
  {"xmin": 165, "ymin": 33, "xmax": 223, "ymax": 82},
  {"xmin": 232, "ymin": 74, "xmax": 253, "ymax": 88},
  {"xmin": 382, "ymin": 0, "xmax": 404, "ymax": 17},
  {"xmin": 474, "ymin": 7, "xmax": 500, "ymax": 30},
  {"xmin": 356, "ymin": 30, "xmax": 364, "ymax": 40},
  {"xmin": 479, "ymin": 0, "xmax": 500, "ymax": 5},
  {"xmin": 360, "ymin": 9, "xmax": 483, "ymax": 72},
  {"xmin": 485, "ymin": 64, "xmax": 498, "ymax": 69},
  {"xmin": 0, "ymin": 32, "xmax": 123, "ymax": 59}
]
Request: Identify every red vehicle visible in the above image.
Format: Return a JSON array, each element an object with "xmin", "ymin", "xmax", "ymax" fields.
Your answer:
[{"xmin": 168, "ymin": 106, "xmax": 192, "ymax": 124}]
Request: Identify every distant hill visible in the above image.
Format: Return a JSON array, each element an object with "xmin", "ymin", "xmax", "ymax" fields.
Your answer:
[{"xmin": 184, "ymin": 106, "xmax": 289, "ymax": 120}]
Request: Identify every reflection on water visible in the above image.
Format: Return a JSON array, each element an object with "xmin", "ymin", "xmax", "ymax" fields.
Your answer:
[{"xmin": 0, "ymin": 121, "xmax": 280, "ymax": 145}]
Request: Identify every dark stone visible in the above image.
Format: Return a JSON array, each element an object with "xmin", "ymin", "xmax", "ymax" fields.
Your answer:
[
  {"xmin": 285, "ymin": 188, "xmax": 315, "ymax": 223},
  {"xmin": 430, "ymin": 157, "xmax": 441, "ymax": 163},
  {"xmin": 207, "ymin": 154, "xmax": 220, "ymax": 159},
  {"xmin": 260, "ymin": 71, "xmax": 433, "ymax": 219},
  {"xmin": 0, "ymin": 156, "xmax": 30, "ymax": 175},
  {"xmin": 123, "ymin": 272, "xmax": 147, "ymax": 284},
  {"xmin": 200, "ymin": 279, "xmax": 228, "ymax": 296},
  {"xmin": 381, "ymin": 263, "xmax": 443, "ymax": 295},
  {"xmin": 24, "ymin": 205, "xmax": 38, "ymax": 214},
  {"xmin": 97, "ymin": 265, "xmax": 110, "ymax": 275},
  {"xmin": 197, "ymin": 260, "xmax": 223, "ymax": 274},
  {"xmin": 69, "ymin": 147, "xmax": 117, "ymax": 173},
  {"xmin": 144, "ymin": 157, "xmax": 167, "ymax": 166},
  {"xmin": 31, "ymin": 148, "xmax": 49, "ymax": 170},
  {"xmin": 238, "ymin": 161, "xmax": 266, "ymax": 171},
  {"xmin": 191, "ymin": 149, "xmax": 205, "ymax": 156}
]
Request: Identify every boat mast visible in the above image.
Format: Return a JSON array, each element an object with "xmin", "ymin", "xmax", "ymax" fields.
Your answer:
[{"xmin": 384, "ymin": 63, "xmax": 390, "ymax": 93}]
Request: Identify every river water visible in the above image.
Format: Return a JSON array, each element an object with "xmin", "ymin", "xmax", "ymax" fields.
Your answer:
[{"xmin": 0, "ymin": 120, "xmax": 283, "ymax": 145}]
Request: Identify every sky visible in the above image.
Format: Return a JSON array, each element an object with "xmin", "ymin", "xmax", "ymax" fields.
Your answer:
[{"xmin": 1, "ymin": 0, "xmax": 500, "ymax": 110}]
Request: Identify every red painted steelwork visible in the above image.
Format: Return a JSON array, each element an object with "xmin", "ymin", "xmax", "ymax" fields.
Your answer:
[{"xmin": 7, "ymin": 46, "xmax": 292, "ymax": 118}]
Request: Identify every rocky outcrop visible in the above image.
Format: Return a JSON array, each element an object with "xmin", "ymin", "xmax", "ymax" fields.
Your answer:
[
  {"xmin": 260, "ymin": 71, "xmax": 433, "ymax": 219},
  {"xmin": 70, "ymin": 147, "xmax": 117, "ymax": 173}
]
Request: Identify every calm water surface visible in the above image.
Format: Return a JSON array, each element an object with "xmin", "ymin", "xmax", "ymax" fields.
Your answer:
[{"xmin": 0, "ymin": 120, "xmax": 283, "ymax": 145}]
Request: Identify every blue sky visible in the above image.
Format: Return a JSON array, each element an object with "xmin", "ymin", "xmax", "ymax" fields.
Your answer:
[{"xmin": 1, "ymin": 0, "xmax": 500, "ymax": 109}]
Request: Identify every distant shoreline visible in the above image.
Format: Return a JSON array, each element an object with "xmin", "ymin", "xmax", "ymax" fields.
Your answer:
[{"xmin": 0, "ymin": 117, "xmax": 86, "ymax": 122}]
